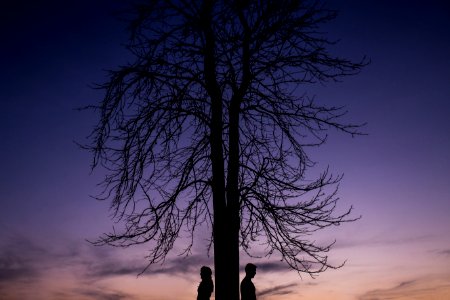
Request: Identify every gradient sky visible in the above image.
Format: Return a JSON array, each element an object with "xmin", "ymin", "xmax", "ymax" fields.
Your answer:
[{"xmin": 1, "ymin": 0, "xmax": 450, "ymax": 299}]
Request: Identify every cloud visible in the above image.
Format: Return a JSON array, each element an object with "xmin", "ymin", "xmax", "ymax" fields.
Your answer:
[
  {"xmin": 0, "ymin": 254, "xmax": 38, "ymax": 282},
  {"xmin": 252, "ymin": 260, "xmax": 289, "ymax": 273},
  {"xmin": 397, "ymin": 280, "xmax": 416, "ymax": 288},
  {"xmin": 0, "ymin": 235, "xmax": 49, "ymax": 283},
  {"xmin": 85, "ymin": 261, "xmax": 145, "ymax": 278},
  {"xmin": 86, "ymin": 253, "xmax": 214, "ymax": 280},
  {"xmin": 0, "ymin": 233, "xmax": 323, "ymax": 299},
  {"xmin": 76, "ymin": 288, "xmax": 136, "ymax": 300},
  {"xmin": 357, "ymin": 275, "xmax": 450, "ymax": 300},
  {"xmin": 436, "ymin": 249, "xmax": 450, "ymax": 256},
  {"xmin": 151, "ymin": 254, "xmax": 214, "ymax": 275},
  {"xmin": 257, "ymin": 283, "xmax": 297, "ymax": 297},
  {"xmin": 0, "ymin": 230, "xmax": 214, "ymax": 284},
  {"xmin": 335, "ymin": 234, "xmax": 433, "ymax": 250},
  {"xmin": 0, "ymin": 233, "xmax": 143, "ymax": 299},
  {"xmin": 0, "ymin": 236, "xmax": 54, "ymax": 299},
  {"xmin": 50, "ymin": 288, "xmax": 136, "ymax": 300},
  {"xmin": 304, "ymin": 281, "xmax": 318, "ymax": 286}
]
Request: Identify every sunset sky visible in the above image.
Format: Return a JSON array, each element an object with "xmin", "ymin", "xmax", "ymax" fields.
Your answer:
[{"xmin": 1, "ymin": 0, "xmax": 450, "ymax": 299}]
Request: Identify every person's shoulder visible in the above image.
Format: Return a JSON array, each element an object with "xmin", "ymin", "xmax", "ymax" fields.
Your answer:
[{"xmin": 241, "ymin": 276, "xmax": 251, "ymax": 285}]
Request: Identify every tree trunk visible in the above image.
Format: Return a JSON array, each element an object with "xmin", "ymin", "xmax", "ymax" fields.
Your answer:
[
  {"xmin": 226, "ymin": 95, "xmax": 241, "ymax": 300},
  {"xmin": 202, "ymin": 1, "xmax": 241, "ymax": 299},
  {"xmin": 201, "ymin": 2, "xmax": 234, "ymax": 299}
]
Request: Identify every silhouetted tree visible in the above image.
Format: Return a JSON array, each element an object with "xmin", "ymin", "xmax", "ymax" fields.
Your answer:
[{"xmin": 86, "ymin": 1, "xmax": 367, "ymax": 300}]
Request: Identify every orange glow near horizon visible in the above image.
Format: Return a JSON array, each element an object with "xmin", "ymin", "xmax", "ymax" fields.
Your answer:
[{"xmin": 1, "ymin": 235, "xmax": 449, "ymax": 300}]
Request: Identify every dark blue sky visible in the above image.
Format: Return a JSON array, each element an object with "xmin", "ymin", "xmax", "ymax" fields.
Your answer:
[{"xmin": 1, "ymin": 1, "xmax": 450, "ymax": 299}]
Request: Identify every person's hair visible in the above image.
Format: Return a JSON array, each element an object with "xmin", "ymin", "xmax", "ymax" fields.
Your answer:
[
  {"xmin": 245, "ymin": 263, "xmax": 257, "ymax": 273},
  {"xmin": 200, "ymin": 266, "xmax": 212, "ymax": 277}
]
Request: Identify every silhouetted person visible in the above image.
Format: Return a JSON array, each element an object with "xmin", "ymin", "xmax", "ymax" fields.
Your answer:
[
  {"xmin": 197, "ymin": 266, "xmax": 214, "ymax": 300},
  {"xmin": 241, "ymin": 263, "xmax": 257, "ymax": 300}
]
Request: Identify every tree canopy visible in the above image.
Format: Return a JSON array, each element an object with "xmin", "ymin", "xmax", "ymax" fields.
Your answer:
[{"xmin": 86, "ymin": 1, "xmax": 367, "ymax": 299}]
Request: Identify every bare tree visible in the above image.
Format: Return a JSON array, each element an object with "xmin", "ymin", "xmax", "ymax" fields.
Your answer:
[{"xmin": 85, "ymin": 1, "xmax": 367, "ymax": 300}]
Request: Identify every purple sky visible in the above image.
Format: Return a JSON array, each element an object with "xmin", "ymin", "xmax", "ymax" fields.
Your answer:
[{"xmin": 1, "ymin": 1, "xmax": 450, "ymax": 299}]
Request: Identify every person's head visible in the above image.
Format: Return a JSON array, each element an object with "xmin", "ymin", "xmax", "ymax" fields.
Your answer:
[
  {"xmin": 245, "ymin": 263, "xmax": 257, "ymax": 278},
  {"xmin": 200, "ymin": 266, "xmax": 212, "ymax": 280}
]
